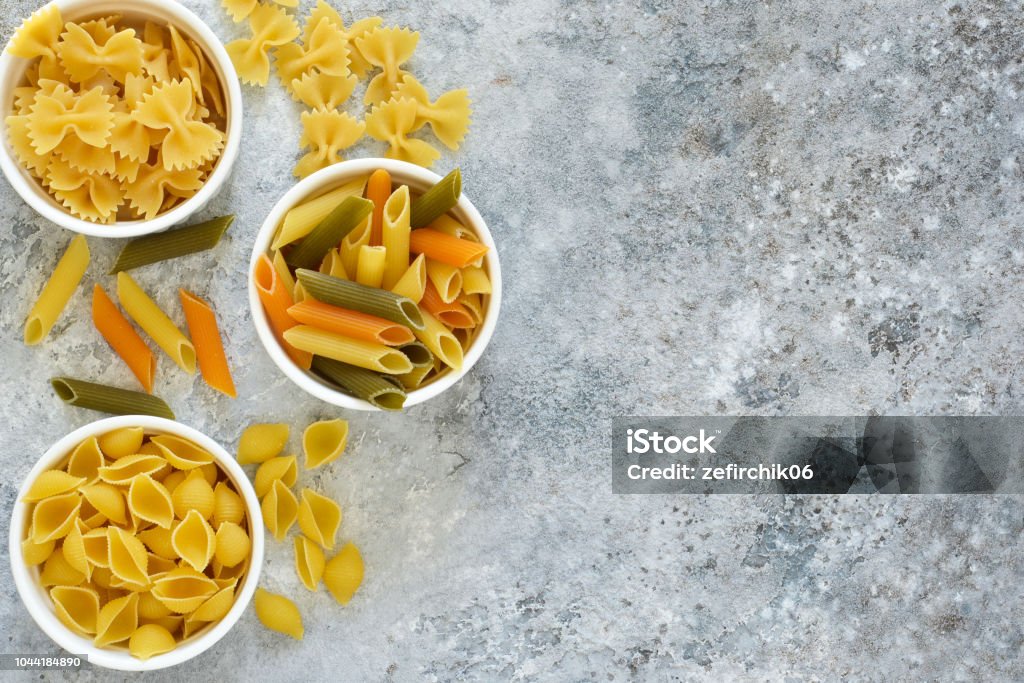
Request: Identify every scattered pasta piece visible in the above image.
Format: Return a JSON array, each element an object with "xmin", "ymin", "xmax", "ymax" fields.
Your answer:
[
  {"xmin": 302, "ymin": 419, "xmax": 348, "ymax": 470},
  {"xmin": 275, "ymin": 16, "xmax": 350, "ymax": 92},
  {"xmin": 394, "ymin": 75, "xmax": 472, "ymax": 150},
  {"xmin": 225, "ymin": 3, "xmax": 299, "ymax": 86},
  {"xmin": 237, "ymin": 423, "xmax": 290, "ymax": 464},
  {"xmin": 289, "ymin": 70, "xmax": 357, "ymax": 110},
  {"xmin": 24, "ymin": 233, "xmax": 90, "ymax": 346},
  {"xmin": 323, "ymin": 542, "xmax": 364, "ymax": 605},
  {"xmin": 294, "ymin": 535, "xmax": 325, "ymax": 591},
  {"xmin": 303, "ymin": 2, "xmax": 381, "ymax": 79},
  {"xmin": 254, "ymin": 588, "xmax": 303, "ymax": 639},
  {"xmin": 355, "ymin": 26, "xmax": 419, "ymax": 105},
  {"xmin": 294, "ymin": 109, "xmax": 365, "ymax": 178},
  {"xmin": 297, "ymin": 488, "xmax": 342, "ymax": 550},
  {"xmin": 253, "ymin": 456, "xmax": 298, "ymax": 498},
  {"xmin": 179, "ymin": 289, "xmax": 237, "ymax": 398},
  {"xmin": 365, "ymin": 97, "xmax": 440, "ymax": 168},
  {"xmin": 261, "ymin": 479, "xmax": 298, "ymax": 540}
]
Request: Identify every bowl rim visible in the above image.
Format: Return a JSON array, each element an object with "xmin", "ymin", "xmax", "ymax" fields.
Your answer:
[
  {"xmin": 0, "ymin": 0, "xmax": 243, "ymax": 238},
  {"xmin": 248, "ymin": 158, "xmax": 502, "ymax": 411},
  {"xmin": 8, "ymin": 415, "xmax": 265, "ymax": 672}
]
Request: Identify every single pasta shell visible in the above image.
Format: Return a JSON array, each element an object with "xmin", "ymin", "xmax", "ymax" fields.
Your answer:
[
  {"xmin": 253, "ymin": 456, "xmax": 297, "ymax": 498},
  {"xmin": 214, "ymin": 521, "xmax": 251, "ymax": 567},
  {"xmin": 151, "ymin": 567, "xmax": 218, "ymax": 614},
  {"xmin": 108, "ymin": 527, "xmax": 150, "ymax": 587},
  {"xmin": 23, "ymin": 470, "xmax": 86, "ymax": 502},
  {"xmin": 82, "ymin": 528, "xmax": 110, "ymax": 567},
  {"xmin": 261, "ymin": 479, "xmax": 298, "ymax": 541},
  {"xmin": 51, "ymin": 585, "xmax": 100, "ymax": 634},
  {"xmin": 294, "ymin": 535, "xmax": 325, "ymax": 591},
  {"xmin": 94, "ymin": 593, "xmax": 139, "ymax": 647},
  {"xmin": 296, "ymin": 488, "xmax": 342, "ymax": 550},
  {"xmin": 98, "ymin": 454, "xmax": 167, "ymax": 485},
  {"xmin": 161, "ymin": 470, "xmax": 187, "ymax": 493},
  {"xmin": 171, "ymin": 470, "xmax": 215, "ymax": 520},
  {"xmin": 62, "ymin": 521, "xmax": 92, "ymax": 579},
  {"xmin": 98, "ymin": 427, "xmax": 145, "ymax": 459},
  {"xmin": 138, "ymin": 590, "xmax": 172, "ymax": 619},
  {"xmin": 302, "ymin": 419, "xmax": 348, "ymax": 469},
  {"xmin": 129, "ymin": 623, "xmax": 176, "ymax": 660},
  {"xmin": 190, "ymin": 584, "xmax": 234, "ymax": 622},
  {"xmin": 67, "ymin": 436, "xmax": 105, "ymax": 482},
  {"xmin": 198, "ymin": 462, "xmax": 218, "ymax": 487},
  {"xmin": 138, "ymin": 525, "xmax": 178, "ymax": 560},
  {"xmin": 40, "ymin": 550, "xmax": 86, "ymax": 587},
  {"xmin": 213, "ymin": 481, "xmax": 245, "ymax": 526},
  {"xmin": 323, "ymin": 542, "xmax": 364, "ymax": 605},
  {"xmin": 253, "ymin": 588, "xmax": 303, "ymax": 639},
  {"xmin": 147, "ymin": 552, "xmax": 177, "ymax": 575},
  {"xmin": 31, "ymin": 491, "xmax": 82, "ymax": 543},
  {"xmin": 128, "ymin": 474, "xmax": 174, "ymax": 528},
  {"xmin": 81, "ymin": 483, "xmax": 126, "ymax": 525},
  {"xmin": 237, "ymin": 423, "xmax": 289, "ymax": 464},
  {"xmin": 151, "ymin": 434, "xmax": 214, "ymax": 470},
  {"xmin": 171, "ymin": 509, "xmax": 215, "ymax": 572},
  {"xmin": 22, "ymin": 537, "xmax": 56, "ymax": 566}
]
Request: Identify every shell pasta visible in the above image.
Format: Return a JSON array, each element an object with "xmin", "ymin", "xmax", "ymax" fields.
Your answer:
[{"xmin": 19, "ymin": 428, "xmax": 253, "ymax": 659}]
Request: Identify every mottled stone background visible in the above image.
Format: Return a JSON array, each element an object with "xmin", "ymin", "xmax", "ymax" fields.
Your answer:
[{"xmin": 1, "ymin": 0, "xmax": 1022, "ymax": 680}]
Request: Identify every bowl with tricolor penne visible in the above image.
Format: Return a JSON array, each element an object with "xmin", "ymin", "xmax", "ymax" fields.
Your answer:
[
  {"xmin": 248, "ymin": 158, "xmax": 501, "ymax": 411},
  {"xmin": 0, "ymin": 0, "xmax": 242, "ymax": 237},
  {"xmin": 9, "ymin": 415, "xmax": 264, "ymax": 671}
]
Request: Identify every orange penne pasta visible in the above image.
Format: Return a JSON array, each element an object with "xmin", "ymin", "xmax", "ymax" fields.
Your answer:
[
  {"xmin": 287, "ymin": 300, "xmax": 415, "ymax": 346},
  {"xmin": 420, "ymin": 281, "xmax": 475, "ymax": 329},
  {"xmin": 179, "ymin": 289, "xmax": 236, "ymax": 398},
  {"xmin": 409, "ymin": 229, "xmax": 489, "ymax": 268},
  {"xmin": 366, "ymin": 169, "xmax": 390, "ymax": 247},
  {"xmin": 253, "ymin": 254, "xmax": 312, "ymax": 369},
  {"xmin": 92, "ymin": 284, "xmax": 156, "ymax": 393}
]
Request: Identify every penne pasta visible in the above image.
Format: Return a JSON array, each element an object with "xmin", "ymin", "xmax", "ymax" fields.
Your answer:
[
  {"xmin": 396, "ymin": 340, "xmax": 434, "ymax": 389},
  {"xmin": 319, "ymin": 248, "xmax": 348, "ymax": 280},
  {"xmin": 271, "ymin": 250, "xmax": 297, "ymax": 295},
  {"xmin": 365, "ymin": 168, "xmax": 390, "ymax": 246},
  {"xmin": 287, "ymin": 300, "xmax": 415, "ymax": 346},
  {"xmin": 283, "ymin": 325, "xmax": 414, "ymax": 374},
  {"xmin": 410, "ymin": 168, "xmax": 461, "ymax": 228},
  {"xmin": 285, "ymin": 196, "xmax": 373, "ymax": 269},
  {"xmin": 296, "ymin": 269, "xmax": 424, "ymax": 330},
  {"xmin": 339, "ymin": 214, "xmax": 371, "ymax": 277},
  {"xmin": 109, "ymin": 216, "xmax": 233, "ymax": 273},
  {"xmin": 410, "ymin": 229, "xmax": 489, "ymax": 269},
  {"xmin": 425, "ymin": 259, "xmax": 462, "ymax": 304},
  {"xmin": 420, "ymin": 280, "xmax": 474, "ymax": 329},
  {"xmin": 460, "ymin": 265, "xmax": 492, "ymax": 295},
  {"xmin": 457, "ymin": 292, "xmax": 484, "ymax": 325},
  {"xmin": 413, "ymin": 310, "xmax": 463, "ymax": 370},
  {"xmin": 272, "ymin": 177, "xmax": 367, "ymax": 250},
  {"xmin": 428, "ymin": 214, "xmax": 479, "ymax": 242},
  {"xmin": 381, "ymin": 185, "xmax": 411, "ymax": 289},
  {"xmin": 92, "ymin": 284, "xmax": 156, "ymax": 393},
  {"xmin": 355, "ymin": 245, "xmax": 386, "ymax": 288},
  {"xmin": 390, "ymin": 253, "xmax": 426, "ymax": 302},
  {"xmin": 179, "ymin": 290, "xmax": 236, "ymax": 398},
  {"xmin": 311, "ymin": 356, "xmax": 407, "ymax": 410},
  {"xmin": 51, "ymin": 377, "xmax": 175, "ymax": 418},
  {"xmin": 116, "ymin": 272, "xmax": 196, "ymax": 374},
  {"xmin": 253, "ymin": 254, "xmax": 312, "ymax": 369},
  {"xmin": 25, "ymin": 234, "xmax": 90, "ymax": 345}
]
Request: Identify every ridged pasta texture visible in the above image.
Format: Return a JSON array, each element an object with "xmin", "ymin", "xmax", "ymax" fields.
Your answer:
[
  {"xmin": 4, "ymin": 9, "xmax": 228, "ymax": 223},
  {"xmin": 20, "ymin": 429, "xmax": 252, "ymax": 659}
]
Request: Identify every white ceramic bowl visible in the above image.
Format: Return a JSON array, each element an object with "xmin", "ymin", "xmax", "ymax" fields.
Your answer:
[
  {"xmin": 249, "ymin": 158, "xmax": 502, "ymax": 411},
  {"xmin": 8, "ymin": 415, "xmax": 264, "ymax": 672},
  {"xmin": 0, "ymin": 0, "xmax": 242, "ymax": 237}
]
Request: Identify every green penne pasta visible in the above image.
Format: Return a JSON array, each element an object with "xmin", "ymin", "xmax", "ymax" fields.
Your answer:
[
  {"xmin": 311, "ymin": 356, "xmax": 407, "ymax": 411},
  {"xmin": 295, "ymin": 269, "xmax": 424, "ymax": 330},
  {"xmin": 285, "ymin": 196, "xmax": 373, "ymax": 270},
  {"xmin": 109, "ymin": 215, "xmax": 234, "ymax": 273},
  {"xmin": 51, "ymin": 377, "xmax": 175, "ymax": 419},
  {"xmin": 410, "ymin": 168, "xmax": 461, "ymax": 228},
  {"xmin": 399, "ymin": 340, "xmax": 433, "ymax": 367}
]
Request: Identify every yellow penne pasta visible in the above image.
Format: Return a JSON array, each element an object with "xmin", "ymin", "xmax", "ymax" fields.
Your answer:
[
  {"xmin": 339, "ymin": 214, "xmax": 371, "ymax": 276},
  {"xmin": 272, "ymin": 249, "xmax": 297, "ymax": 294},
  {"xmin": 381, "ymin": 185, "xmax": 410, "ymax": 289},
  {"xmin": 460, "ymin": 265, "xmax": 492, "ymax": 295},
  {"xmin": 355, "ymin": 245, "xmax": 386, "ymax": 288},
  {"xmin": 272, "ymin": 177, "xmax": 367, "ymax": 250},
  {"xmin": 283, "ymin": 325, "xmax": 413, "ymax": 374},
  {"xmin": 414, "ymin": 310, "xmax": 464, "ymax": 370},
  {"xmin": 25, "ymin": 234, "xmax": 90, "ymax": 345},
  {"xmin": 391, "ymin": 253, "xmax": 426, "ymax": 302},
  {"xmin": 425, "ymin": 258, "xmax": 462, "ymax": 303},
  {"xmin": 116, "ymin": 272, "xmax": 196, "ymax": 374}
]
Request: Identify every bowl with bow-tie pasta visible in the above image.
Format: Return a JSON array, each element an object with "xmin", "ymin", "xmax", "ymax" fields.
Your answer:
[
  {"xmin": 9, "ymin": 415, "xmax": 264, "ymax": 671},
  {"xmin": 0, "ymin": 0, "xmax": 242, "ymax": 237}
]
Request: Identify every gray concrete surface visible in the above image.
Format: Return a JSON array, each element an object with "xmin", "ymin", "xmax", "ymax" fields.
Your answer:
[{"xmin": 0, "ymin": 0, "xmax": 1022, "ymax": 680}]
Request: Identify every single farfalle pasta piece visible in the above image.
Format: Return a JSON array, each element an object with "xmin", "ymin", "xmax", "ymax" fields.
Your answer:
[
  {"xmin": 27, "ymin": 82, "xmax": 114, "ymax": 154},
  {"xmin": 394, "ymin": 75, "xmax": 472, "ymax": 150},
  {"xmin": 55, "ymin": 135, "xmax": 117, "ymax": 176},
  {"xmin": 303, "ymin": 2, "xmax": 381, "ymax": 79},
  {"xmin": 140, "ymin": 21, "xmax": 170, "ymax": 81},
  {"xmin": 223, "ymin": 0, "xmax": 298, "ymax": 23},
  {"xmin": 45, "ymin": 158, "xmax": 122, "ymax": 222},
  {"xmin": 355, "ymin": 26, "xmax": 419, "ymax": 105},
  {"xmin": 6, "ymin": 113, "xmax": 50, "ymax": 177},
  {"xmin": 276, "ymin": 17, "xmax": 350, "ymax": 92},
  {"xmin": 365, "ymin": 97, "xmax": 440, "ymax": 168},
  {"xmin": 8, "ymin": 4, "xmax": 63, "ymax": 61},
  {"xmin": 289, "ymin": 70, "xmax": 357, "ymax": 110},
  {"xmin": 56, "ymin": 22, "xmax": 143, "ymax": 84},
  {"xmin": 294, "ymin": 109, "xmax": 365, "ymax": 178},
  {"xmin": 132, "ymin": 80, "xmax": 224, "ymax": 171},
  {"xmin": 122, "ymin": 158, "xmax": 204, "ymax": 219},
  {"xmin": 225, "ymin": 3, "xmax": 299, "ymax": 86}
]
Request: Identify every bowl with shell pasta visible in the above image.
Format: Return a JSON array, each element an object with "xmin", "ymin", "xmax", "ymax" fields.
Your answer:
[
  {"xmin": 249, "ymin": 158, "xmax": 501, "ymax": 411},
  {"xmin": 0, "ymin": 0, "xmax": 242, "ymax": 237},
  {"xmin": 9, "ymin": 415, "xmax": 264, "ymax": 671}
]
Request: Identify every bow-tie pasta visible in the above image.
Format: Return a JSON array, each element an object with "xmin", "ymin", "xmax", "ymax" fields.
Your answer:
[{"xmin": 4, "ymin": 7, "xmax": 228, "ymax": 224}]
